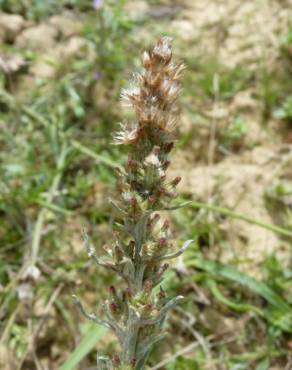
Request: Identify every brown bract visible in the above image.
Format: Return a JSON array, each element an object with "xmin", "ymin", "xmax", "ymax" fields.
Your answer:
[{"xmin": 114, "ymin": 36, "xmax": 184, "ymax": 147}]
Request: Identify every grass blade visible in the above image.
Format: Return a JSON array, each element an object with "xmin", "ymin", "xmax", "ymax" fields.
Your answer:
[
  {"xmin": 71, "ymin": 140, "xmax": 122, "ymax": 170},
  {"xmin": 188, "ymin": 258, "xmax": 291, "ymax": 312},
  {"xmin": 187, "ymin": 257, "xmax": 292, "ymax": 334},
  {"xmin": 187, "ymin": 200, "xmax": 292, "ymax": 239},
  {"xmin": 59, "ymin": 324, "xmax": 107, "ymax": 370},
  {"xmin": 207, "ymin": 279, "xmax": 264, "ymax": 316}
]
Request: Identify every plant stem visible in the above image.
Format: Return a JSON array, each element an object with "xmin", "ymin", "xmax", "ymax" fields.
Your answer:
[{"xmin": 31, "ymin": 144, "xmax": 68, "ymax": 265}]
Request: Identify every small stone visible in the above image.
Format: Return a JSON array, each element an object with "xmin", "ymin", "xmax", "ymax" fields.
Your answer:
[
  {"xmin": 30, "ymin": 53, "xmax": 58, "ymax": 79},
  {"xmin": 48, "ymin": 11, "xmax": 83, "ymax": 39},
  {"xmin": 0, "ymin": 12, "xmax": 25, "ymax": 42},
  {"xmin": 17, "ymin": 282, "xmax": 33, "ymax": 301},
  {"xmin": 0, "ymin": 345, "xmax": 16, "ymax": 370},
  {"xmin": 16, "ymin": 23, "xmax": 58, "ymax": 51},
  {"xmin": 124, "ymin": 1, "xmax": 149, "ymax": 20},
  {"xmin": 59, "ymin": 37, "xmax": 89, "ymax": 59}
]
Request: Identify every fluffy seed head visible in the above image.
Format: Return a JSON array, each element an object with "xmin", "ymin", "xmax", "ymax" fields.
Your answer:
[{"xmin": 114, "ymin": 36, "xmax": 184, "ymax": 148}]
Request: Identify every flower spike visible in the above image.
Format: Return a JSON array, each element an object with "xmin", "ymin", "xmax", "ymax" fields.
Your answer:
[{"xmin": 76, "ymin": 37, "xmax": 188, "ymax": 369}]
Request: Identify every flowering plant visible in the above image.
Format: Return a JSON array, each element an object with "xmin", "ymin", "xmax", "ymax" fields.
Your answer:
[{"xmin": 74, "ymin": 37, "xmax": 191, "ymax": 370}]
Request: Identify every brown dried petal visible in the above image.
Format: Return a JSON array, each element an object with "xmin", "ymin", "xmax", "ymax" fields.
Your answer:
[
  {"xmin": 113, "ymin": 123, "xmax": 139, "ymax": 145},
  {"xmin": 152, "ymin": 36, "xmax": 173, "ymax": 63}
]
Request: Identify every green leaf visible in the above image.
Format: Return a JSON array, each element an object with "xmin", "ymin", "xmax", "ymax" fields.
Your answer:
[
  {"xmin": 187, "ymin": 258, "xmax": 292, "ymax": 332},
  {"xmin": 207, "ymin": 279, "xmax": 263, "ymax": 316},
  {"xmin": 273, "ymin": 108, "xmax": 286, "ymax": 119},
  {"xmin": 255, "ymin": 358, "xmax": 270, "ymax": 370},
  {"xmin": 188, "ymin": 258, "xmax": 290, "ymax": 311},
  {"xmin": 59, "ymin": 323, "xmax": 107, "ymax": 370},
  {"xmin": 166, "ymin": 356, "xmax": 199, "ymax": 370},
  {"xmin": 267, "ymin": 308, "xmax": 292, "ymax": 332}
]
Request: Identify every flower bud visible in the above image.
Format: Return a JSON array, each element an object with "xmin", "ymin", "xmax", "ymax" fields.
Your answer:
[
  {"xmin": 153, "ymin": 146, "xmax": 160, "ymax": 155},
  {"xmin": 163, "ymin": 160, "xmax": 171, "ymax": 170},
  {"xmin": 158, "ymin": 286, "xmax": 166, "ymax": 299},
  {"xmin": 144, "ymin": 279, "xmax": 153, "ymax": 291},
  {"xmin": 131, "ymin": 197, "xmax": 138, "ymax": 212},
  {"xmin": 153, "ymin": 213, "xmax": 160, "ymax": 222},
  {"xmin": 114, "ymin": 244, "xmax": 123, "ymax": 262},
  {"xmin": 164, "ymin": 142, "xmax": 174, "ymax": 153},
  {"xmin": 131, "ymin": 358, "xmax": 137, "ymax": 368},
  {"xmin": 148, "ymin": 213, "xmax": 160, "ymax": 232},
  {"xmin": 148, "ymin": 195, "xmax": 156, "ymax": 205},
  {"xmin": 142, "ymin": 51, "xmax": 151, "ymax": 68},
  {"xmin": 144, "ymin": 303, "xmax": 153, "ymax": 311},
  {"xmin": 115, "ymin": 179, "xmax": 123, "ymax": 193},
  {"xmin": 128, "ymin": 240, "xmax": 135, "ymax": 255},
  {"xmin": 127, "ymin": 157, "xmax": 138, "ymax": 171},
  {"xmin": 114, "ymin": 167, "xmax": 123, "ymax": 179},
  {"xmin": 153, "ymin": 36, "xmax": 172, "ymax": 63},
  {"xmin": 109, "ymin": 302, "xmax": 119, "ymax": 314},
  {"xmin": 112, "ymin": 354, "xmax": 121, "ymax": 366},
  {"xmin": 123, "ymin": 287, "xmax": 132, "ymax": 301},
  {"xmin": 158, "ymin": 237, "xmax": 167, "ymax": 247},
  {"xmin": 170, "ymin": 176, "xmax": 181, "ymax": 187},
  {"xmin": 162, "ymin": 220, "xmax": 169, "ymax": 231},
  {"xmin": 109, "ymin": 286, "xmax": 116, "ymax": 296},
  {"xmin": 162, "ymin": 263, "xmax": 169, "ymax": 271},
  {"xmin": 141, "ymin": 303, "xmax": 154, "ymax": 318}
]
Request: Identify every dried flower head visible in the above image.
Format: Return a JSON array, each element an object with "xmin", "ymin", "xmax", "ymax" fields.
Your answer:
[{"xmin": 115, "ymin": 36, "xmax": 184, "ymax": 146}]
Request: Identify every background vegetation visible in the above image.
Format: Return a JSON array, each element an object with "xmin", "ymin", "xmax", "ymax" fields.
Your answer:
[{"xmin": 0, "ymin": 0, "xmax": 291, "ymax": 369}]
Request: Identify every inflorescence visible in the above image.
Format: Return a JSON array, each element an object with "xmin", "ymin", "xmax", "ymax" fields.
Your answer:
[{"xmin": 74, "ymin": 37, "xmax": 191, "ymax": 370}]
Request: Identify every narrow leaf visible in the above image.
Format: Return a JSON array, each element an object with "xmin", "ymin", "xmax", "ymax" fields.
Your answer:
[
  {"xmin": 187, "ymin": 258, "xmax": 291, "ymax": 312},
  {"xmin": 207, "ymin": 279, "xmax": 264, "ymax": 316},
  {"xmin": 59, "ymin": 324, "xmax": 107, "ymax": 370},
  {"xmin": 255, "ymin": 358, "xmax": 270, "ymax": 370}
]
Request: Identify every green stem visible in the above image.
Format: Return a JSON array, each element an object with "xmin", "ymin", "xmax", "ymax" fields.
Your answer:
[
  {"xmin": 71, "ymin": 140, "xmax": 122, "ymax": 170},
  {"xmin": 31, "ymin": 144, "xmax": 68, "ymax": 265}
]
